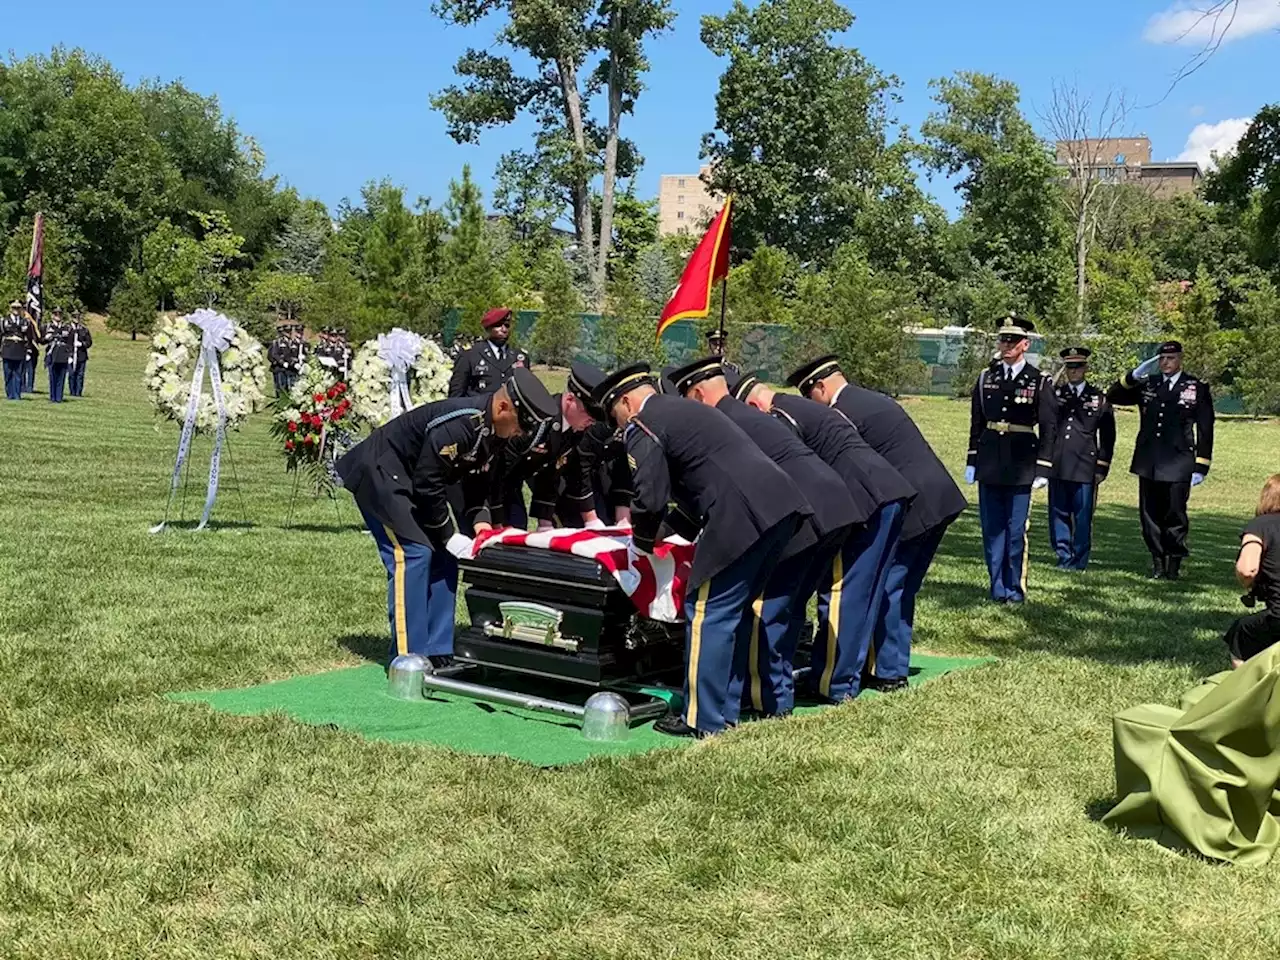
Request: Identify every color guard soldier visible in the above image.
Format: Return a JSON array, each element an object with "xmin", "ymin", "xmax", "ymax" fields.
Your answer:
[
  {"xmin": 670, "ymin": 358, "xmax": 859, "ymax": 718},
  {"xmin": 21, "ymin": 306, "xmax": 41, "ymax": 394},
  {"xmin": 68, "ymin": 310, "xmax": 92, "ymax": 397},
  {"xmin": 738, "ymin": 376, "xmax": 916, "ymax": 703},
  {"xmin": 965, "ymin": 315, "xmax": 1058, "ymax": 604},
  {"xmin": 1047, "ymin": 347, "xmax": 1116, "ymax": 571},
  {"xmin": 336, "ymin": 368, "xmax": 558, "ymax": 663},
  {"xmin": 705, "ymin": 328, "xmax": 740, "ymax": 377},
  {"xmin": 268, "ymin": 323, "xmax": 293, "ymax": 396},
  {"xmin": 43, "ymin": 307, "xmax": 75, "ymax": 403},
  {"xmin": 788, "ymin": 355, "xmax": 967, "ymax": 691},
  {"xmin": 1107, "ymin": 340, "xmax": 1215, "ymax": 581},
  {"xmin": 2, "ymin": 299, "xmax": 32, "ymax": 401},
  {"xmin": 591, "ymin": 363, "xmax": 811, "ymax": 738}
]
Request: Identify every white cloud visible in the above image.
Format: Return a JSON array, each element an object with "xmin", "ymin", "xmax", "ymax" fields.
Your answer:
[
  {"xmin": 1144, "ymin": 0, "xmax": 1280, "ymax": 46},
  {"xmin": 1174, "ymin": 117, "xmax": 1252, "ymax": 168}
]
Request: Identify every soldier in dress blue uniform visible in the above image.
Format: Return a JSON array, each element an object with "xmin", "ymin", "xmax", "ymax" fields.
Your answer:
[
  {"xmin": 43, "ymin": 307, "xmax": 75, "ymax": 403},
  {"xmin": 737, "ymin": 375, "xmax": 916, "ymax": 703},
  {"xmin": 669, "ymin": 358, "xmax": 859, "ymax": 717},
  {"xmin": 268, "ymin": 323, "xmax": 293, "ymax": 396},
  {"xmin": 705, "ymin": 329, "xmax": 740, "ymax": 378},
  {"xmin": 285, "ymin": 324, "xmax": 307, "ymax": 390},
  {"xmin": 336, "ymin": 367, "xmax": 558, "ymax": 664},
  {"xmin": 1107, "ymin": 340, "xmax": 1215, "ymax": 581},
  {"xmin": 2, "ymin": 299, "xmax": 33, "ymax": 401},
  {"xmin": 592, "ymin": 363, "xmax": 811, "ymax": 738},
  {"xmin": 1047, "ymin": 347, "xmax": 1116, "ymax": 571},
  {"xmin": 965, "ymin": 316, "xmax": 1058, "ymax": 604},
  {"xmin": 788, "ymin": 355, "xmax": 967, "ymax": 691},
  {"xmin": 68, "ymin": 310, "xmax": 92, "ymax": 397},
  {"xmin": 21, "ymin": 307, "xmax": 41, "ymax": 394}
]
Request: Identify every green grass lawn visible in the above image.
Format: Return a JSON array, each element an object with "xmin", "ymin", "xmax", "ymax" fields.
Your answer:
[{"xmin": 3, "ymin": 334, "xmax": 1280, "ymax": 958}]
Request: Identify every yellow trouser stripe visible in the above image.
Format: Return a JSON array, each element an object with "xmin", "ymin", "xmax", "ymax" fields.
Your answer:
[
  {"xmin": 820, "ymin": 553, "xmax": 843, "ymax": 697},
  {"xmin": 384, "ymin": 526, "xmax": 409, "ymax": 657},
  {"xmin": 748, "ymin": 595, "xmax": 765, "ymax": 711},
  {"xmin": 686, "ymin": 581, "xmax": 712, "ymax": 729}
]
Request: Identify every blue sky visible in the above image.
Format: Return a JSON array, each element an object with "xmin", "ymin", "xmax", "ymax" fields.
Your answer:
[{"xmin": 6, "ymin": 0, "xmax": 1278, "ymax": 218}]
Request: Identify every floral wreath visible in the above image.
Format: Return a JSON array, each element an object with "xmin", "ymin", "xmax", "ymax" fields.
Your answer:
[
  {"xmin": 144, "ymin": 312, "xmax": 269, "ymax": 432},
  {"xmin": 271, "ymin": 363, "xmax": 360, "ymax": 492},
  {"xmin": 348, "ymin": 329, "xmax": 453, "ymax": 426}
]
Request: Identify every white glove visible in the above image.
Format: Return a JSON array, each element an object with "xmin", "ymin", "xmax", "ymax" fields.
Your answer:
[
  {"xmin": 444, "ymin": 533, "xmax": 474, "ymax": 559},
  {"xmin": 584, "ymin": 517, "xmax": 606, "ymax": 530},
  {"xmin": 1133, "ymin": 356, "xmax": 1160, "ymax": 379},
  {"xmin": 1032, "ymin": 477, "xmax": 1048, "ymax": 491},
  {"xmin": 964, "ymin": 466, "xmax": 977, "ymax": 486},
  {"xmin": 1191, "ymin": 472, "xmax": 1206, "ymax": 487}
]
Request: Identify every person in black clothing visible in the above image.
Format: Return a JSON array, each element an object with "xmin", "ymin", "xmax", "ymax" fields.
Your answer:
[
  {"xmin": 788, "ymin": 355, "xmax": 967, "ymax": 690},
  {"xmin": 704, "ymin": 328, "xmax": 740, "ymax": 377},
  {"xmin": 964, "ymin": 316, "xmax": 1058, "ymax": 604},
  {"xmin": 68, "ymin": 310, "xmax": 92, "ymax": 397},
  {"xmin": 43, "ymin": 307, "xmax": 75, "ymax": 403},
  {"xmin": 1225, "ymin": 475, "xmax": 1280, "ymax": 667},
  {"xmin": 591, "ymin": 363, "xmax": 810, "ymax": 738},
  {"xmin": 1044, "ymin": 346, "xmax": 1116, "ymax": 571},
  {"xmin": 21, "ymin": 307, "xmax": 41, "ymax": 395},
  {"xmin": 738, "ymin": 374, "xmax": 917, "ymax": 703},
  {"xmin": 336, "ymin": 368, "xmax": 557, "ymax": 663},
  {"xmin": 2, "ymin": 299, "xmax": 34, "ymax": 401},
  {"xmin": 267, "ymin": 323, "xmax": 293, "ymax": 396},
  {"xmin": 1107, "ymin": 340, "xmax": 1215, "ymax": 581},
  {"xmin": 670, "ymin": 357, "xmax": 858, "ymax": 717}
]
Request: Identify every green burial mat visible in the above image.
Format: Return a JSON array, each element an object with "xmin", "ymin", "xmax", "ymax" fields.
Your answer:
[{"xmin": 171, "ymin": 653, "xmax": 992, "ymax": 768}]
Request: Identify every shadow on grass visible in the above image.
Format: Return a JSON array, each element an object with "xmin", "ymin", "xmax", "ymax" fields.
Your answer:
[
  {"xmin": 928, "ymin": 503, "xmax": 1245, "ymax": 670},
  {"xmin": 337, "ymin": 634, "xmax": 390, "ymax": 666},
  {"xmin": 284, "ymin": 523, "xmax": 366, "ymax": 534}
]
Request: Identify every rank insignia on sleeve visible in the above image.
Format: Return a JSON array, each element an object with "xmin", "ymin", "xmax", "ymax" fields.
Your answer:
[
  {"xmin": 439, "ymin": 443, "xmax": 458, "ymax": 460},
  {"xmin": 627, "ymin": 454, "xmax": 637, "ymax": 472}
]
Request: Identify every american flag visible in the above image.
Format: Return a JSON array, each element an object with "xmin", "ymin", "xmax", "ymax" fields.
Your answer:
[
  {"xmin": 469, "ymin": 527, "xmax": 695, "ymax": 623},
  {"xmin": 26, "ymin": 213, "xmax": 44, "ymax": 323}
]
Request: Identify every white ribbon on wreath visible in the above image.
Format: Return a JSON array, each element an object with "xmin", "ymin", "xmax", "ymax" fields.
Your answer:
[{"xmin": 377, "ymin": 328, "xmax": 425, "ymax": 419}]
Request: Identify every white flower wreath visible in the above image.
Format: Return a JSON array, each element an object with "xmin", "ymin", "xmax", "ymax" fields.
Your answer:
[
  {"xmin": 144, "ymin": 312, "xmax": 270, "ymax": 432},
  {"xmin": 348, "ymin": 329, "xmax": 453, "ymax": 427}
]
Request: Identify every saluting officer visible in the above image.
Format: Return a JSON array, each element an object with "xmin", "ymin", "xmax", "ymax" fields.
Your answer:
[
  {"xmin": 670, "ymin": 358, "xmax": 859, "ymax": 718},
  {"xmin": 43, "ymin": 307, "xmax": 75, "ymax": 403},
  {"xmin": 2, "ymin": 299, "xmax": 33, "ymax": 401},
  {"xmin": 591, "ymin": 363, "xmax": 811, "ymax": 738},
  {"xmin": 788, "ymin": 355, "xmax": 967, "ymax": 691},
  {"xmin": 1047, "ymin": 347, "xmax": 1116, "ymax": 571},
  {"xmin": 1107, "ymin": 340, "xmax": 1215, "ymax": 581},
  {"xmin": 965, "ymin": 315, "xmax": 1058, "ymax": 604},
  {"xmin": 337, "ymin": 367, "xmax": 558, "ymax": 664},
  {"xmin": 448, "ymin": 308, "xmax": 530, "ymax": 398},
  {"xmin": 68, "ymin": 310, "xmax": 92, "ymax": 397},
  {"xmin": 740, "ymin": 376, "xmax": 916, "ymax": 703},
  {"xmin": 268, "ymin": 323, "xmax": 292, "ymax": 396}
]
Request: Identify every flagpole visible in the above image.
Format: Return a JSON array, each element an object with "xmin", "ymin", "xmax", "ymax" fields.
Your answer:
[{"xmin": 717, "ymin": 275, "xmax": 727, "ymax": 343}]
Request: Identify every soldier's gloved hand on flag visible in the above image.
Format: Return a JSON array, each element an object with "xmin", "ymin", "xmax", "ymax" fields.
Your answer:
[
  {"xmin": 965, "ymin": 466, "xmax": 977, "ymax": 486},
  {"xmin": 584, "ymin": 517, "xmax": 607, "ymax": 530},
  {"xmin": 445, "ymin": 533, "xmax": 475, "ymax": 560}
]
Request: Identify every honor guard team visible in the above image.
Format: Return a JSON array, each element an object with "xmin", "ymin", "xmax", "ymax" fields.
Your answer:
[
  {"xmin": 334, "ymin": 305, "xmax": 1216, "ymax": 739},
  {"xmin": 3, "ymin": 298, "xmax": 92, "ymax": 402}
]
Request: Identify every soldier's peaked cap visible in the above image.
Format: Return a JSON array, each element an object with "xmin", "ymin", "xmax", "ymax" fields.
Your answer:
[
  {"xmin": 1060, "ymin": 345, "xmax": 1091, "ymax": 364},
  {"xmin": 567, "ymin": 362, "xmax": 607, "ymax": 417},
  {"xmin": 506, "ymin": 367, "xmax": 558, "ymax": 430},
  {"xmin": 667, "ymin": 356, "xmax": 725, "ymax": 396},
  {"xmin": 592, "ymin": 363, "xmax": 655, "ymax": 411},
  {"xmin": 8, "ymin": 299, "xmax": 20, "ymax": 308},
  {"xmin": 996, "ymin": 314, "xmax": 1036, "ymax": 337},
  {"xmin": 786, "ymin": 354, "xmax": 842, "ymax": 395},
  {"xmin": 726, "ymin": 369, "xmax": 763, "ymax": 402}
]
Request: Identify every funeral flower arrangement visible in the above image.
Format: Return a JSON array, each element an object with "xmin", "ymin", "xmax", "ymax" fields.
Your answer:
[
  {"xmin": 144, "ymin": 310, "xmax": 270, "ymax": 432},
  {"xmin": 271, "ymin": 363, "xmax": 360, "ymax": 491},
  {"xmin": 348, "ymin": 328, "xmax": 452, "ymax": 427}
]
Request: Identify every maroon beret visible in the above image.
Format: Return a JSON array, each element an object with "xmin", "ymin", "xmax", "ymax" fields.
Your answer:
[{"xmin": 482, "ymin": 307, "xmax": 513, "ymax": 329}]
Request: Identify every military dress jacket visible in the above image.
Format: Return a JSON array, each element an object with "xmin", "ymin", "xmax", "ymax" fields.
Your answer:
[
  {"xmin": 1108, "ymin": 371, "xmax": 1214, "ymax": 482},
  {"xmin": 44, "ymin": 321, "xmax": 76, "ymax": 364},
  {"xmin": 71, "ymin": 323, "xmax": 92, "ymax": 365},
  {"xmin": 579, "ymin": 421, "xmax": 634, "ymax": 513},
  {"xmin": 967, "ymin": 362, "xmax": 1058, "ymax": 486},
  {"xmin": 714, "ymin": 396, "xmax": 858, "ymax": 560},
  {"xmin": 315, "ymin": 342, "xmax": 353, "ymax": 378},
  {"xmin": 492, "ymin": 400, "xmax": 595, "ymax": 524},
  {"xmin": 267, "ymin": 336, "xmax": 292, "ymax": 373},
  {"xmin": 831, "ymin": 383, "xmax": 967, "ymax": 541},
  {"xmin": 336, "ymin": 398, "xmax": 498, "ymax": 549},
  {"xmin": 1050, "ymin": 382, "xmax": 1116, "ymax": 485},
  {"xmin": 447, "ymin": 341, "xmax": 530, "ymax": 398},
  {"xmin": 771, "ymin": 393, "xmax": 917, "ymax": 526},
  {"xmin": 1, "ymin": 314, "xmax": 33, "ymax": 361},
  {"xmin": 625, "ymin": 394, "xmax": 812, "ymax": 588}
]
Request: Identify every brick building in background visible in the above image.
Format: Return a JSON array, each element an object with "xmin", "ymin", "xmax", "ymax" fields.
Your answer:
[
  {"xmin": 1055, "ymin": 135, "xmax": 1201, "ymax": 200},
  {"xmin": 657, "ymin": 165, "xmax": 718, "ymax": 236}
]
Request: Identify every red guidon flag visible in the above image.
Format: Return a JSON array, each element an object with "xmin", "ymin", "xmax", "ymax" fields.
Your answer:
[
  {"xmin": 656, "ymin": 196, "xmax": 732, "ymax": 342},
  {"xmin": 467, "ymin": 526, "xmax": 695, "ymax": 623}
]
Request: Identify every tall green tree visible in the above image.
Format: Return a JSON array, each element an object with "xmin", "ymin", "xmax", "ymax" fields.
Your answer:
[
  {"xmin": 1236, "ymin": 279, "xmax": 1280, "ymax": 416},
  {"xmin": 105, "ymin": 270, "xmax": 158, "ymax": 340},
  {"xmin": 530, "ymin": 248, "xmax": 583, "ymax": 366},
  {"xmin": 1, "ymin": 213, "xmax": 82, "ymax": 311},
  {"xmin": 1206, "ymin": 104, "xmax": 1280, "ymax": 274},
  {"xmin": 442, "ymin": 166, "xmax": 504, "ymax": 338},
  {"xmin": 599, "ymin": 266, "xmax": 665, "ymax": 366},
  {"xmin": 1167, "ymin": 264, "xmax": 1229, "ymax": 389},
  {"xmin": 274, "ymin": 199, "xmax": 332, "ymax": 278}
]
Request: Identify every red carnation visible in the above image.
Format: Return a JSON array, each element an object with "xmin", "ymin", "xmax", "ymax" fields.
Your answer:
[
  {"xmin": 338, "ymin": 383, "xmax": 347, "ymax": 394},
  {"xmin": 313, "ymin": 393, "xmax": 325, "ymax": 403},
  {"xmin": 287, "ymin": 421, "xmax": 298, "ymax": 433},
  {"xmin": 327, "ymin": 387, "xmax": 338, "ymax": 400},
  {"xmin": 284, "ymin": 439, "xmax": 295, "ymax": 451},
  {"xmin": 330, "ymin": 409, "xmax": 342, "ymax": 422}
]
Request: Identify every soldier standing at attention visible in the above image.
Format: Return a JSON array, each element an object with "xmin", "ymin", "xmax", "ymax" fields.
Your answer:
[
  {"xmin": 448, "ymin": 308, "xmax": 530, "ymax": 398},
  {"xmin": 268, "ymin": 322, "xmax": 292, "ymax": 396},
  {"xmin": 1107, "ymin": 341, "xmax": 1214, "ymax": 581},
  {"xmin": 286, "ymin": 324, "xmax": 307, "ymax": 390},
  {"xmin": 21, "ymin": 306, "xmax": 42, "ymax": 394},
  {"xmin": 68, "ymin": 310, "xmax": 92, "ymax": 397},
  {"xmin": 2, "ymin": 299, "xmax": 33, "ymax": 401},
  {"xmin": 704, "ymin": 328, "xmax": 740, "ymax": 377},
  {"xmin": 965, "ymin": 316, "xmax": 1058, "ymax": 604},
  {"xmin": 1047, "ymin": 347, "xmax": 1116, "ymax": 571},
  {"xmin": 43, "ymin": 307, "xmax": 75, "ymax": 403}
]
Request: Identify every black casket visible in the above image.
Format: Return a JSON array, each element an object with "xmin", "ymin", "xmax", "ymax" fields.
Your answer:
[{"xmin": 455, "ymin": 544, "xmax": 685, "ymax": 687}]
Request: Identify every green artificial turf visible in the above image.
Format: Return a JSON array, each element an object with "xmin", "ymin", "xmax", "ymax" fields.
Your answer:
[
  {"xmin": 4, "ymin": 331, "xmax": 1280, "ymax": 958},
  {"xmin": 170, "ymin": 654, "xmax": 991, "ymax": 767}
]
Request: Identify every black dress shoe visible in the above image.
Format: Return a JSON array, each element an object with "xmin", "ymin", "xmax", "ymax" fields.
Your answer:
[
  {"xmin": 1165, "ymin": 558, "xmax": 1182, "ymax": 581},
  {"xmin": 868, "ymin": 677, "xmax": 909, "ymax": 693},
  {"xmin": 653, "ymin": 715, "xmax": 708, "ymax": 739},
  {"xmin": 1149, "ymin": 559, "xmax": 1165, "ymax": 580}
]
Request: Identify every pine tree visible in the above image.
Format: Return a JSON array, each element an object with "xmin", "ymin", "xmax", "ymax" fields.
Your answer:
[
  {"xmin": 1237, "ymin": 280, "xmax": 1280, "ymax": 416},
  {"xmin": 106, "ymin": 270, "xmax": 158, "ymax": 340},
  {"xmin": 1171, "ymin": 264, "xmax": 1227, "ymax": 389},
  {"xmin": 599, "ymin": 267, "xmax": 666, "ymax": 367},
  {"xmin": 442, "ymin": 166, "xmax": 503, "ymax": 339},
  {"xmin": 530, "ymin": 248, "xmax": 583, "ymax": 367}
]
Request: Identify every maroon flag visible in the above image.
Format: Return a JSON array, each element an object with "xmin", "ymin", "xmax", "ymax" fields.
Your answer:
[{"xmin": 26, "ymin": 212, "xmax": 44, "ymax": 322}]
